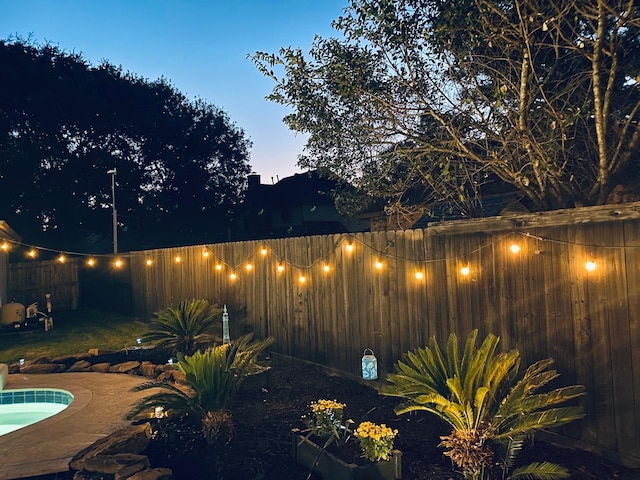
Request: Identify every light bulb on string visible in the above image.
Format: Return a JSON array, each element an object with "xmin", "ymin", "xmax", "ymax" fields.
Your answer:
[
  {"xmin": 322, "ymin": 264, "xmax": 330, "ymax": 273},
  {"xmin": 374, "ymin": 259, "xmax": 383, "ymax": 270},
  {"xmin": 298, "ymin": 274, "xmax": 306, "ymax": 284},
  {"xmin": 345, "ymin": 241, "xmax": 354, "ymax": 253},
  {"xmin": 460, "ymin": 257, "xmax": 470, "ymax": 276},
  {"xmin": 229, "ymin": 272, "xmax": 237, "ymax": 281},
  {"xmin": 145, "ymin": 258, "xmax": 153, "ymax": 267},
  {"xmin": 260, "ymin": 246, "xmax": 268, "ymax": 256},
  {"xmin": 1, "ymin": 242, "xmax": 9, "ymax": 251},
  {"xmin": 215, "ymin": 263, "xmax": 223, "ymax": 271},
  {"xmin": 277, "ymin": 264, "xmax": 285, "ymax": 273},
  {"xmin": 174, "ymin": 256, "xmax": 181, "ymax": 263},
  {"xmin": 415, "ymin": 270, "xmax": 424, "ymax": 280},
  {"xmin": 114, "ymin": 258, "xmax": 124, "ymax": 268},
  {"xmin": 245, "ymin": 263, "xmax": 253, "ymax": 271},
  {"xmin": 57, "ymin": 254, "xmax": 66, "ymax": 263},
  {"xmin": 510, "ymin": 243, "xmax": 521, "ymax": 254},
  {"xmin": 86, "ymin": 258, "xmax": 96, "ymax": 267},
  {"xmin": 202, "ymin": 249, "xmax": 210, "ymax": 258},
  {"xmin": 27, "ymin": 249, "xmax": 37, "ymax": 259}
]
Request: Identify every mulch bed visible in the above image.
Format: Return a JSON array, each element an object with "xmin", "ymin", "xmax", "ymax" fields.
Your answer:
[{"xmin": 141, "ymin": 355, "xmax": 640, "ymax": 480}]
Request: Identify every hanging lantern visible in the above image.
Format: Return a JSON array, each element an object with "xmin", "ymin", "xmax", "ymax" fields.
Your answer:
[{"xmin": 361, "ymin": 348, "xmax": 378, "ymax": 380}]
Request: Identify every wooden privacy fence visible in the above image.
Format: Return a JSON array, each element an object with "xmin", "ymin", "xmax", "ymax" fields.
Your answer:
[
  {"xmin": 8, "ymin": 258, "xmax": 79, "ymax": 310},
  {"xmin": 127, "ymin": 202, "xmax": 640, "ymax": 467}
]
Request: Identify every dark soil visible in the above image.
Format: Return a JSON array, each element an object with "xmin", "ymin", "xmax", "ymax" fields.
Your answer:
[{"xmin": 141, "ymin": 355, "xmax": 640, "ymax": 480}]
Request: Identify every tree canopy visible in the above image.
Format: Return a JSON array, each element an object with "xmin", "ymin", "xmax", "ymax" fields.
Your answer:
[
  {"xmin": 0, "ymin": 38, "xmax": 252, "ymax": 253},
  {"xmin": 251, "ymin": 0, "xmax": 640, "ymax": 218}
]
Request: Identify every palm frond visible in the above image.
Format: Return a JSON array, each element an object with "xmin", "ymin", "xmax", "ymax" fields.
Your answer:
[{"xmin": 508, "ymin": 461, "xmax": 570, "ymax": 479}]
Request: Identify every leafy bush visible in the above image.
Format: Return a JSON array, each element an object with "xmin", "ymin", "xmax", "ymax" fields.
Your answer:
[
  {"xmin": 141, "ymin": 298, "xmax": 222, "ymax": 356},
  {"xmin": 382, "ymin": 330, "xmax": 585, "ymax": 480},
  {"xmin": 127, "ymin": 333, "xmax": 274, "ymax": 438}
]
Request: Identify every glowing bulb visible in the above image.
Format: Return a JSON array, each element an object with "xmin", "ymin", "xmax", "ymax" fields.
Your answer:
[
  {"xmin": 585, "ymin": 260, "xmax": 596, "ymax": 271},
  {"xmin": 146, "ymin": 258, "xmax": 153, "ymax": 266},
  {"xmin": 374, "ymin": 260, "xmax": 383, "ymax": 269},
  {"xmin": 114, "ymin": 259, "xmax": 123, "ymax": 268},
  {"xmin": 57, "ymin": 254, "xmax": 66, "ymax": 263},
  {"xmin": 1, "ymin": 242, "xmax": 8, "ymax": 251},
  {"xmin": 202, "ymin": 250, "xmax": 210, "ymax": 258},
  {"xmin": 27, "ymin": 249, "xmax": 37, "ymax": 258},
  {"xmin": 460, "ymin": 265, "xmax": 470, "ymax": 276},
  {"xmin": 230, "ymin": 273, "xmax": 237, "ymax": 280},
  {"xmin": 299, "ymin": 275, "xmax": 306, "ymax": 283},
  {"xmin": 86, "ymin": 258, "xmax": 96, "ymax": 267},
  {"xmin": 345, "ymin": 242, "xmax": 354, "ymax": 252},
  {"xmin": 277, "ymin": 264, "xmax": 285, "ymax": 273},
  {"xmin": 174, "ymin": 256, "xmax": 181, "ymax": 263},
  {"xmin": 260, "ymin": 247, "xmax": 268, "ymax": 256},
  {"xmin": 215, "ymin": 264, "xmax": 223, "ymax": 271},
  {"xmin": 415, "ymin": 271, "xmax": 424, "ymax": 280},
  {"xmin": 323, "ymin": 264, "xmax": 330, "ymax": 273},
  {"xmin": 510, "ymin": 243, "xmax": 521, "ymax": 254},
  {"xmin": 245, "ymin": 263, "xmax": 253, "ymax": 271}
]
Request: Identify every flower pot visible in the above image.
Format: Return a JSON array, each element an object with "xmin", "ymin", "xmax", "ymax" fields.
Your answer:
[{"xmin": 291, "ymin": 428, "xmax": 402, "ymax": 480}]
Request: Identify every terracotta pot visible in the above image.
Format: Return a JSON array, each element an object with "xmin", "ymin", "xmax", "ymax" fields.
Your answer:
[{"xmin": 290, "ymin": 428, "xmax": 402, "ymax": 480}]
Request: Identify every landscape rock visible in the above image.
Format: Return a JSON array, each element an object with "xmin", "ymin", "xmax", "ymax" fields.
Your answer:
[
  {"xmin": 32, "ymin": 356, "xmax": 52, "ymax": 364},
  {"xmin": 109, "ymin": 361, "xmax": 141, "ymax": 374},
  {"xmin": 52, "ymin": 353, "xmax": 92, "ymax": 364},
  {"xmin": 8, "ymin": 363, "xmax": 20, "ymax": 374},
  {"xmin": 88, "ymin": 348, "xmax": 117, "ymax": 356},
  {"xmin": 73, "ymin": 470, "xmax": 114, "ymax": 479},
  {"xmin": 69, "ymin": 423, "xmax": 152, "ymax": 471},
  {"xmin": 138, "ymin": 361, "xmax": 157, "ymax": 377},
  {"xmin": 20, "ymin": 363, "xmax": 66, "ymax": 374},
  {"xmin": 83, "ymin": 453, "xmax": 150, "ymax": 474},
  {"xmin": 67, "ymin": 360, "xmax": 93, "ymax": 372},
  {"xmin": 127, "ymin": 468, "xmax": 174, "ymax": 480},
  {"xmin": 90, "ymin": 362, "xmax": 111, "ymax": 373}
]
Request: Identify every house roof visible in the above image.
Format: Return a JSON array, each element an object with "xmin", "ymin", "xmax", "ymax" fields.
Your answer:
[{"xmin": 0, "ymin": 221, "xmax": 20, "ymax": 241}]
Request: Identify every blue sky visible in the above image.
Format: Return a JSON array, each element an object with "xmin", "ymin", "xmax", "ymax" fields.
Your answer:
[{"xmin": 0, "ymin": 0, "xmax": 349, "ymax": 183}]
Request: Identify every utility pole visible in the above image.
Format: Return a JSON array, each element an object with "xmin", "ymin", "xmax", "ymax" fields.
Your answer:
[{"xmin": 107, "ymin": 169, "xmax": 118, "ymax": 253}]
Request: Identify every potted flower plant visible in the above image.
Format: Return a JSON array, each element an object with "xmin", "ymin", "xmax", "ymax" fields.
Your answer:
[{"xmin": 291, "ymin": 398, "xmax": 402, "ymax": 480}]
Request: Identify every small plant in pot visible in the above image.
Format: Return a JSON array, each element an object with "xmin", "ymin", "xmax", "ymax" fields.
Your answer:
[{"xmin": 293, "ymin": 398, "xmax": 402, "ymax": 480}]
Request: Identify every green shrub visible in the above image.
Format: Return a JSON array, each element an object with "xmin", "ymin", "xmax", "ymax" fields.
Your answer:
[
  {"xmin": 382, "ymin": 330, "xmax": 585, "ymax": 480},
  {"xmin": 141, "ymin": 298, "xmax": 222, "ymax": 356}
]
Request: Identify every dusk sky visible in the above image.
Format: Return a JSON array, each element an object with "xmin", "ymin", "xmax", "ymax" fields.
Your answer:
[{"xmin": 0, "ymin": 0, "xmax": 349, "ymax": 184}]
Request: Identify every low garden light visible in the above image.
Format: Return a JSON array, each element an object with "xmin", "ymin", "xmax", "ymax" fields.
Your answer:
[{"xmin": 222, "ymin": 305, "xmax": 230, "ymax": 344}]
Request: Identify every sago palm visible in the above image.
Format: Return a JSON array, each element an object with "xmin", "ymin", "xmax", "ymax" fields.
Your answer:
[
  {"xmin": 381, "ymin": 330, "xmax": 585, "ymax": 480},
  {"xmin": 127, "ymin": 333, "xmax": 274, "ymax": 422},
  {"xmin": 141, "ymin": 298, "xmax": 222, "ymax": 355}
]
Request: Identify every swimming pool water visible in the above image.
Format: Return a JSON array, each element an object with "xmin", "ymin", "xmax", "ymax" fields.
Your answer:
[{"xmin": 0, "ymin": 388, "xmax": 74, "ymax": 436}]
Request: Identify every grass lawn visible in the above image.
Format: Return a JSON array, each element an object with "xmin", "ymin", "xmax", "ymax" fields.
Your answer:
[{"xmin": 0, "ymin": 308, "xmax": 151, "ymax": 364}]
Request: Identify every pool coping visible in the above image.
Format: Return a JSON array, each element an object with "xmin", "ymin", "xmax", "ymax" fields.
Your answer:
[{"xmin": 0, "ymin": 372, "xmax": 149, "ymax": 480}]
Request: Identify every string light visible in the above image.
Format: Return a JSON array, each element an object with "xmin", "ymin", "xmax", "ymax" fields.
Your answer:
[
  {"xmin": 1, "ymin": 242, "xmax": 8, "ymax": 251},
  {"xmin": 27, "ymin": 249, "xmax": 37, "ymax": 259},
  {"xmin": 585, "ymin": 260, "xmax": 596, "ymax": 271},
  {"xmin": 57, "ymin": 254, "xmax": 66, "ymax": 263},
  {"xmin": 277, "ymin": 264, "xmax": 285, "ymax": 273},
  {"xmin": 323, "ymin": 264, "xmax": 330, "ymax": 273},
  {"xmin": 229, "ymin": 272, "xmax": 237, "ymax": 280},
  {"xmin": 298, "ymin": 275, "xmax": 306, "ymax": 283},
  {"xmin": 114, "ymin": 258, "xmax": 124, "ymax": 268},
  {"xmin": 202, "ymin": 249, "xmax": 210, "ymax": 258},
  {"xmin": 260, "ymin": 247, "xmax": 268, "ymax": 256},
  {"xmin": 415, "ymin": 271, "xmax": 424, "ymax": 280},
  {"xmin": 345, "ymin": 241, "xmax": 354, "ymax": 253},
  {"xmin": 374, "ymin": 260, "xmax": 383, "ymax": 270},
  {"xmin": 245, "ymin": 263, "xmax": 253, "ymax": 271},
  {"xmin": 509, "ymin": 243, "xmax": 521, "ymax": 254},
  {"xmin": 86, "ymin": 258, "xmax": 96, "ymax": 267},
  {"xmin": 460, "ymin": 257, "xmax": 470, "ymax": 276},
  {"xmin": 174, "ymin": 256, "xmax": 182, "ymax": 263},
  {"xmin": 145, "ymin": 258, "xmax": 153, "ymax": 267},
  {"xmin": 215, "ymin": 263, "xmax": 223, "ymax": 271}
]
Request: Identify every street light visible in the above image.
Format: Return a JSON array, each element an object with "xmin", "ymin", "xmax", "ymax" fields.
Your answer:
[{"xmin": 107, "ymin": 169, "xmax": 118, "ymax": 253}]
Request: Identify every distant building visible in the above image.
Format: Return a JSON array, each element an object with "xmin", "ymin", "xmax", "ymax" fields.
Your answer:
[{"xmin": 234, "ymin": 172, "xmax": 368, "ymax": 240}]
